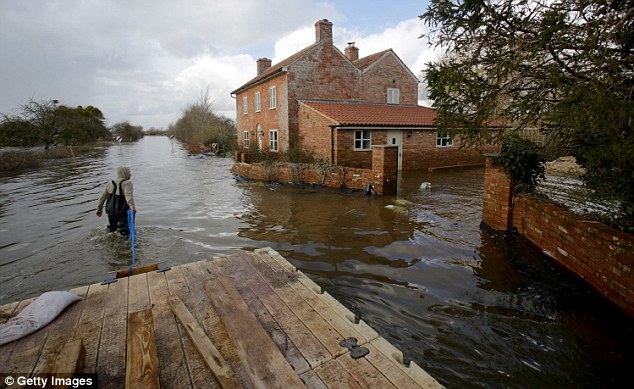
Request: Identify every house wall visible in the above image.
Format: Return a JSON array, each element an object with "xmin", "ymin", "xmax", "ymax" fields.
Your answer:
[
  {"xmin": 235, "ymin": 74, "xmax": 289, "ymax": 152},
  {"xmin": 361, "ymin": 54, "xmax": 419, "ymax": 105},
  {"xmin": 297, "ymin": 103, "xmax": 336, "ymax": 163},
  {"xmin": 334, "ymin": 129, "xmax": 387, "ymax": 169},
  {"xmin": 482, "ymin": 157, "xmax": 634, "ymax": 317},
  {"xmin": 287, "ymin": 44, "xmax": 361, "ymax": 147},
  {"xmin": 401, "ymin": 131, "xmax": 498, "ymax": 170}
]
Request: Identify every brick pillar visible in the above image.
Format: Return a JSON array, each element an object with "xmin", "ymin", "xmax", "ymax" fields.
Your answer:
[
  {"xmin": 372, "ymin": 145, "xmax": 398, "ymax": 195},
  {"xmin": 482, "ymin": 156, "xmax": 513, "ymax": 230}
]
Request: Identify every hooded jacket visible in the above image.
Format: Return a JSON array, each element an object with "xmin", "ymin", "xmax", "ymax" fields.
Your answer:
[{"xmin": 96, "ymin": 167, "xmax": 136, "ymax": 212}]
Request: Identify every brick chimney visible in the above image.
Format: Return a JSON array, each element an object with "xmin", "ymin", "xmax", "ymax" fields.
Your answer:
[
  {"xmin": 345, "ymin": 42, "xmax": 359, "ymax": 61},
  {"xmin": 315, "ymin": 19, "xmax": 333, "ymax": 43},
  {"xmin": 257, "ymin": 58, "xmax": 272, "ymax": 75}
]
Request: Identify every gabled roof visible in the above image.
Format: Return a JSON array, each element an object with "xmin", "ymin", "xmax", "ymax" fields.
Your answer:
[
  {"xmin": 231, "ymin": 44, "xmax": 418, "ymax": 95},
  {"xmin": 300, "ymin": 100, "xmax": 438, "ymax": 127},
  {"xmin": 231, "ymin": 42, "xmax": 320, "ymax": 95},
  {"xmin": 353, "ymin": 49, "xmax": 391, "ymax": 70},
  {"xmin": 357, "ymin": 49, "xmax": 420, "ymax": 82}
]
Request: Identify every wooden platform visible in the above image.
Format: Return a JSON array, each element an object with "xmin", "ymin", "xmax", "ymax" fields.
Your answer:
[{"xmin": 0, "ymin": 248, "xmax": 443, "ymax": 388}]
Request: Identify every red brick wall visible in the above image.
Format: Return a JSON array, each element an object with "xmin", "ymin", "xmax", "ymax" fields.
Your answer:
[
  {"xmin": 402, "ymin": 131, "xmax": 498, "ymax": 170},
  {"xmin": 482, "ymin": 158, "xmax": 634, "ymax": 316},
  {"xmin": 230, "ymin": 145, "xmax": 399, "ymax": 195},
  {"xmin": 287, "ymin": 44, "xmax": 360, "ymax": 147},
  {"xmin": 298, "ymin": 103, "xmax": 336, "ymax": 162},
  {"xmin": 235, "ymin": 74, "xmax": 288, "ymax": 152},
  {"xmin": 481, "ymin": 157, "xmax": 513, "ymax": 230},
  {"xmin": 361, "ymin": 52, "xmax": 418, "ymax": 105}
]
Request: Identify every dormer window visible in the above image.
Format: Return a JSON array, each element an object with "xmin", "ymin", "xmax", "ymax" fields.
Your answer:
[{"xmin": 387, "ymin": 88, "xmax": 400, "ymax": 104}]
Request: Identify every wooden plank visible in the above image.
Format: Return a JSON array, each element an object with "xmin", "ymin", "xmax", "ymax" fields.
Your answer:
[
  {"xmin": 335, "ymin": 352, "xmax": 397, "ymax": 389},
  {"xmin": 147, "ymin": 269, "xmax": 192, "ymax": 389},
  {"xmin": 128, "ymin": 273, "xmax": 150, "ymax": 313},
  {"xmin": 0, "ymin": 301, "xmax": 20, "ymax": 321},
  {"xmin": 313, "ymin": 359, "xmax": 364, "ymax": 389},
  {"xmin": 168, "ymin": 295, "xmax": 241, "ymax": 389},
  {"xmin": 298, "ymin": 370, "xmax": 327, "ymax": 389},
  {"xmin": 0, "ymin": 298, "xmax": 39, "ymax": 373},
  {"xmin": 362, "ymin": 343, "xmax": 425, "ymax": 389},
  {"xmin": 32, "ymin": 289, "xmax": 88, "ymax": 376},
  {"xmin": 3, "ymin": 290, "xmax": 84, "ymax": 377},
  {"xmin": 51, "ymin": 339, "xmax": 85, "ymax": 374},
  {"xmin": 180, "ymin": 261, "xmax": 252, "ymax": 388},
  {"xmin": 254, "ymin": 250, "xmax": 374, "ymax": 344},
  {"xmin": 245, "ymin": 253, "xmax": 345, "ymax": 357},
  {"xmin": 96, "ymin": 276, "xmax": 129, "ymax": 388},
  {"xmin": 261, "ymin": 248, "xmax": 379, "ymax": 342},
  {"xmin": 165, "ymin": 264, "xmax": 219, "ymax": 388},
  {"xmin": 113, "ymin": 263, "xmax": 160, "ymax": 279},
  {"xmin": 205, "ymin": 257, "xmax": 311, "ymax": 375},
  {"xmin": 204, "ymin": 276, "xmax": 306, "ymax": 389},
  {"xmin": 215, "ymin": 254, "xmax": 328, "ymax": 370},
  {"xmin": 74, "ymin": 282, "xmax": 109, "ymax": 373},
  {"xmin": 370, "ymin": 337, "xmax": 443, "ymax": 388},
  {"xmin": 126, "ymin": 309, "xmax": 160, "ymax": 389}
]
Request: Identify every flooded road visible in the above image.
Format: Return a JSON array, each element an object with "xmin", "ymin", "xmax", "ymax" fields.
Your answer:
[{"xmin": 1, "ymin": 136, "xmax": 632, "ymax": 388}]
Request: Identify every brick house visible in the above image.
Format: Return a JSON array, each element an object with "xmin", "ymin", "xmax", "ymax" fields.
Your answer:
[{"xmin": 231, "ymin": 19, "xmax": 498, "ymax": 170}]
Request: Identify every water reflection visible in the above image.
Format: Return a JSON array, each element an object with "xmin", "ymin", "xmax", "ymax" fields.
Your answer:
[{"xmin": 0, "ymin": 137, "xmax": 632, "ymax": 388}]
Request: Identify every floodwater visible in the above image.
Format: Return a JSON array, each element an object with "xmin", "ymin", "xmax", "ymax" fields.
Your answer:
[{"xmin": 1, "ymin": 136, "xmax": 632, "ymax": 388}]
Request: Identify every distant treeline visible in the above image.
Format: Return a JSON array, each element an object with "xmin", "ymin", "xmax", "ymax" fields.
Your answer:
[
  {"xmin": 0, "ymin": 98, "xmax": 143, "ymax": 148},
  {"xmin": 166, "ymin": 89, "xmax": 237, "ymax": 153}
]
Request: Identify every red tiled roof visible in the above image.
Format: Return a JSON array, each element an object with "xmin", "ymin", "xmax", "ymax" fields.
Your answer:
[{"xmin": 301, "ymin": 100, "xmax": 438, "ymax": 127}]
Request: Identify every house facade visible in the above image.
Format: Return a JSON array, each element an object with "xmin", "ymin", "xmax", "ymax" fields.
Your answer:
[{"xmin": 231, "ymin": 19, "xmax": 497, "ymax": 171}]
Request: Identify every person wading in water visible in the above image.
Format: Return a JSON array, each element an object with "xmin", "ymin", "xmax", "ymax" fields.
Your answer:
[{"xmin": 96, "ymin": 167, "xmax": 136, "ymax": 236}]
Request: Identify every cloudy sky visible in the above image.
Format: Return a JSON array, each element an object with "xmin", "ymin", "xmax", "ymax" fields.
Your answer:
[{"xmin": 0, "ymin": 0, "xmax": 437, "ymax": 130}]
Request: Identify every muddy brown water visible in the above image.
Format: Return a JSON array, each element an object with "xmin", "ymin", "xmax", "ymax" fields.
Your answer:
[{"xmin": 1, "ymin": 136, "xmax": 632, "ymax": 388}]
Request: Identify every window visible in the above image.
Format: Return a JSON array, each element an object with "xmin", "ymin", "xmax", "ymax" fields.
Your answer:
[
  {"xmin": 269, "ymin": 86, "xmax": 276, "ymax": 109},
  {"xmin": 436, "ymin": 131, "xmax": 453, "ymax": 147},
  {"xmin": 242, "ymin": 96, "xmax": 248, "ymax": 114},
  {"xmin": 269, "ymin": 129, "xmax": 278, "ymax": 151},
  {"xmin": 387, "ymin": 88, "xmax": 400, "ymax": 104},
  {"xmin": 255, "ymin": 91, "xmax": 261, "ymax": 112},
  {"xmin": 243, "ymin": 131, "xmax": 250, "ymax": 148},
  {"xmin": 354, "ymin": 130, "xmax": 371, "ymax": 150}
]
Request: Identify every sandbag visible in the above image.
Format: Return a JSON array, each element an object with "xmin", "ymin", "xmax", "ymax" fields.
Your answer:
[{"xmin": 0, "ymin": 291, "xmax": 82, "ymax": 346}]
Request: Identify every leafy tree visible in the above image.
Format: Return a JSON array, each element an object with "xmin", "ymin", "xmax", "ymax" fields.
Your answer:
[
  {"xmin": 1, "ymin": 99, "xmax": 65, "ymax": 148},
  {"xmin": 110, "ymin": 121, "xmax": 144, "ymax": 142},
  {"xmin": 57, "ymin": 105, "xmax": 110, "ymax": 144},
  {"xmin": 1, "ymin": 99, "xmax": 110, "ymax": 147},
  {"xmin": 421, "ymin": 0, "xmax": 634, "ymax": 228},
  {"xmin": 167, "ymin": 88, "xmax": 237, "ymax": 152}
]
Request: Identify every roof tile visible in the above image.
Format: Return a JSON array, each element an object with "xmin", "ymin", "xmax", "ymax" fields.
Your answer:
[{"xmin": 301, "ymin": 100, "xmax": 438, "ymax": 127}]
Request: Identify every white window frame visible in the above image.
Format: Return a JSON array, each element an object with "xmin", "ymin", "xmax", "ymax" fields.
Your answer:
[
  {"xmin": 436, "ymin": 131, "xmax": 453, "ymax": 147},
  {"xmin": 255, "ymin": 91, "xmax": 261, "ymax": 112},
  {"xmin": 242, "ymin": 96, "xmax": 248, "ymax": 114},
  {"xmin": 354, "ymin": 130, "xmax": 371, "ymax": 151},
  {"xmin": 269, "ymin": 86, "xmax": 276, "ymax": 109},
  {"xmin": 243, "ymin": 130, "xmax": 250, "ymax": 148},
  {"xmin": 269, "ymin": 129, "xmax": 278, "ymax": 152},
  {"xmin": 387, "ymin": 88, "xmax": 400, "ymax": 104}
]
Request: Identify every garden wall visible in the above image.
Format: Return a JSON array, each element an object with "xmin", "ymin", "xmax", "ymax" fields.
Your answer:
[
  {"xmin": 232, "ymin": 145, "xmax": 398, "ymax": 195},
  {"xmin": 482, "ymin": 157, "xmax": 634, "ymax": 316}
]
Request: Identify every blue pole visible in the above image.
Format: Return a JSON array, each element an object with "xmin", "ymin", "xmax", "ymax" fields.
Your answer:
[{"xmin": 128, "ymin": 209, "xmax": 136, "ymax": 271}]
